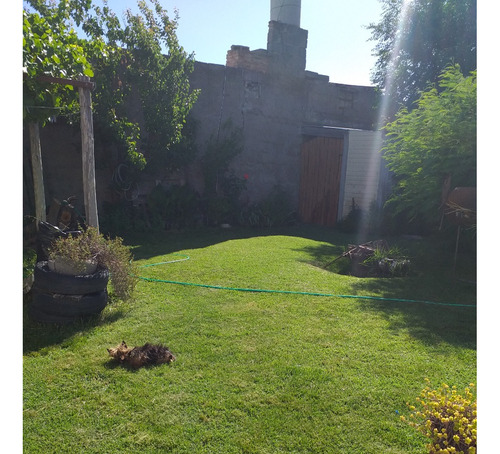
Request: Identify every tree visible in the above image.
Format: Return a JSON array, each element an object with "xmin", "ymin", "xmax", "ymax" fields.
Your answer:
[
  {"xmin": 79, "ymin": 0, "xmax": 199, "ymax": 171},
  {"xmin": 23, "ymin": 0, "xmax": 199, "ymax": 171},
  {"xmin": 382, "ymin": 64, "xmax": 476, "ymax": 230},
  {"xmin": 23, "ymin": 2, "xmax": 97, "ymax": 223},
  {"xmin": 23, "ymin": 4, "xmax": 95, "ymax": 125},
  {"xmin": 368, "ymin": 0, "xmax": 476, "ymax": 111}
]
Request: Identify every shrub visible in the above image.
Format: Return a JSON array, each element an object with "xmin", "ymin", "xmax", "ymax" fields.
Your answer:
[
  {"xmin": 402, "ymin": 379, "xmax": 476, "ymax": 454},
  {"xmin": 201, "ymin": 121, "xmax": 247, "ymax": 225},
  {"xmin": 336, "ymin": 199, "xmax": 364, "ymax": 233},
  {"xmin": 239, "ymin": 186, "xmax": 296, "ymax": 228},
  {"xmin": 147, "ymin": 184, "xmax": 200, "ymax": 229},
  {"xmin": 99, "ymin": 201, "xmax": 135, "ymax": 237},
  {"xmin": 363, "ymin": 246, "xmax": 410, "ymax": 277},
  {"xmin": 48, "ymin": 227, "xmax": 137, "ymax": 300},
  {"xmin": 23, "ymin": 248, "xmax": 37, "ymax": 280}
]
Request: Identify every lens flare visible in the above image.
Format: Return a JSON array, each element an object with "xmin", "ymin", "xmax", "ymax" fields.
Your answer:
[{"xmin": 357, "ymin": 0, "xmax": 415, "ymax": 242}]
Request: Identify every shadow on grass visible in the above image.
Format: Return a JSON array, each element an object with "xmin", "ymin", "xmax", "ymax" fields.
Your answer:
[
  {"xmin": 125, "ymin": 226, "xmax": 269, "ymax": 261},
  {"xmin": 23, "ymin": 293, "xmax": 129, "ymax": 354},
  {"xmin": 349, "ymin": 279, "xmax": 476, "ymax": 349},
  {"xmin": 102, "ymin": 359, "xmax": 175, "ymax": 372},
  {"xmin": 297, "ymin": 231, "xmax": 477, "ymax": 350},
  {"xmin": 126, "ymin": 224, "xmax": 357, "ymax": 262},
  {"xmin": 118, "ymin": 225, "xmax": 477, "ymax": 350}
]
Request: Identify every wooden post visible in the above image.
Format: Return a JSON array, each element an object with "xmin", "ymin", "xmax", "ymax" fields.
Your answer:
[
  {"xmin": 28, "ymin": 122, "xmax": 46, "ymax": 227},
  {"xmin": 78, "ymin": 76, "xmax": 99, "ymax": 231},
  {"xmin": 453, "ymin": 224, "xmax": 461, "ymax": 276}
]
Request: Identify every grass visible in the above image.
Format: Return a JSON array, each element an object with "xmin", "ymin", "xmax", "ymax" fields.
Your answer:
[{"xmin": 23, "ymin": 225, "xmax": 476, "ymax": 453}]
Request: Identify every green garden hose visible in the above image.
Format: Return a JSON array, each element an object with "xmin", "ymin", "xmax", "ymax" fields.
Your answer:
[{"xmin": 136, "ymin": 254, "xmax": 476, "ymax": 309}]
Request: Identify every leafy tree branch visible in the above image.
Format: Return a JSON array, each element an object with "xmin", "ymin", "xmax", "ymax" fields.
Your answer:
[
  {"xmin": 23, "ymin": 0, "xmax": 199, "ymax": 171},
  {"xmin": 382, "ymin": 64, "xmax": 476, "ymax": 228}
]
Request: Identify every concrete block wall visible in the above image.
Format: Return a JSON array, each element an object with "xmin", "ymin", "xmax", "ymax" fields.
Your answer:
[
  {"xmin": 26, "ymin": 11, "xmax": 383, "ymax": 226},
  {"xmin": 303, "ymin": 73, "xmax": 377, "ymax": 130},
  {"xmin": 267, "ymin": 21, "xmax": 308, "ymax": 73},
  {"xmin": 188, "ymin": 61, "xmax": 305, "ymax": 207},
  {"xmin": 188, "ymin": 49, "xmax": 379, "ymax": 209}
]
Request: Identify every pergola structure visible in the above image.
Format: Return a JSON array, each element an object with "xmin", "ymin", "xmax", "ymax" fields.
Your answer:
[{"xmin": 27, "ymin": 75, "xmax": 99, "ymax": 231}]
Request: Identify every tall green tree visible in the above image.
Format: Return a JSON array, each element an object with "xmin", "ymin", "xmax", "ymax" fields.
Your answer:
[
  {"xmin": 382, "ymin": 64, "xmax": 476, "ymax": 229},
  {"xmin": 23, "ymin": 3, "xmax": 95, "ymax": 125},
  {"xmin": 23, "ymin": 1, "xmax": 97, "ymax": 223},
  {"xmin": 368, "ymin": 0, "xmax": 476, "ymax": 111},
  {"xmin": 79, "ymin": 0, "xmax": 199, "ymax": 170},
  {"xmin": 23, "ymin": 0, "xmax": 198, "ymax": 170}
]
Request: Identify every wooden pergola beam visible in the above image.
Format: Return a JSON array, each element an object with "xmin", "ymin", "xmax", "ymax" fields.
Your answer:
[
  {"xmin": 24, "ymin": 72, "xmax": 95, "ymax": 90},
  {"xmin": 78, "ymin": 76, "xmax": 99, "ymax": 230},
  {"xmin": 28, "ymin": 122, "xmax": 46, "ymax": 225},
  {"xmin": 25, "ymin": 72, "xmax": 99, "ymax": 231}
]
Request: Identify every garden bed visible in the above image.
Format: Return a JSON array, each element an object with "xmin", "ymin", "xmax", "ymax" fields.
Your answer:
[{"xmin": 23, "ymin": 226, "xmax": 476, "ymax": 453}]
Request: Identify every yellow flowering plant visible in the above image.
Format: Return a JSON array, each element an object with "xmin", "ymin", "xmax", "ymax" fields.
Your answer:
[{"xmin": 401, "ymin": 379, "xmax": 476, "ymax": 454}]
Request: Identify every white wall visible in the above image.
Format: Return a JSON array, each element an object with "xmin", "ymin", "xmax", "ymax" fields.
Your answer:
[{"xmin": 340, "ymin": 129, "xmax": 383, "ymax": 218}]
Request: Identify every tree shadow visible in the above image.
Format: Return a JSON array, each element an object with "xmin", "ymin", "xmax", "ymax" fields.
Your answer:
[
  {"xmin": 126, "ymin": 224, "xmax": 359, "ymax": 262},
  {"xmin": 117, "ymin": 225, "xmax": 477, "ymax": 349},
  {"xmin": 124, "ymin": 226, "xmax": 268, "ymax": 261},
  {"xmin": 297, "ymin": 232, "xmax": 477, "ymax": 349},
  {"xmin": 348, "ymin": 278, "xmax": 476, "ymax": 349}
]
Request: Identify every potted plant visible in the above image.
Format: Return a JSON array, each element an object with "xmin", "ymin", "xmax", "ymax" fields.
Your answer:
[
  {"xmin": 23, "ymin": 248, "xmax": 37, "ymax": 294},
  {"xmin": 46, "ymin": 227, "xmax": 137, "ymax": 300},
  {"xmin": 30, "ymin": 227, "xmax": 137, "ymax": 323}
]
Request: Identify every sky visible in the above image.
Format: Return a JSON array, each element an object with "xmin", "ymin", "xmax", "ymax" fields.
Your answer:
[{"xmin": 102, "ymin": 0, "xmax": 383, "ymax": 87}]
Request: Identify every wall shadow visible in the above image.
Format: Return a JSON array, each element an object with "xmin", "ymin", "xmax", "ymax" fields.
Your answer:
[
  {"xmin": 125, "ymin": 224, "xmax": 357, "ymax": 262},
  {"xmin": 124, "ymin": 226, "xmax": 271, "ymax": 261},
  {"xmin": 110, "ymin": 225, "xmax": 476, "ymax": 350}
]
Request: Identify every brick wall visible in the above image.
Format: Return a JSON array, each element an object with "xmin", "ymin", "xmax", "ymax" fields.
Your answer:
[{"xmin": 226, "ymin": 46, "xmax": 270, "ymax": 73}]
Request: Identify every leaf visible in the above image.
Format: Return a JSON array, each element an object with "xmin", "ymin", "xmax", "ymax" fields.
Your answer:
[{"xmin": 83, "ymin": 67, "xmax": 94, "ymax": 77}]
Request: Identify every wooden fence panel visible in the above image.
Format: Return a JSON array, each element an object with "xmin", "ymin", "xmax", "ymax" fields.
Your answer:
[{"xmin": 299, "ymin": 137, "xmax": 343, "ymax": 226}]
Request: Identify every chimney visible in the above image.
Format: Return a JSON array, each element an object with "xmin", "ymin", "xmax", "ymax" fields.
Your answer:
[
  {"xmin": 267, "ymin": 0, "xmax": 307, "ymax": 73},
  {"xmin": 270, "ymin": 0, "xmax": 301, "ymax": 27}
]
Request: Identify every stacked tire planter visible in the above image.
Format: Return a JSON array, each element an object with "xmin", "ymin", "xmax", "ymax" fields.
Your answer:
[{"xmin": 30, "ymin": 261, "xmax": 109, "ymax": 323}]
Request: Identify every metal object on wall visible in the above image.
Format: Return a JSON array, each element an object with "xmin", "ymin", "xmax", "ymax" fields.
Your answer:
[{"xmin": 270, "ymin": 0, "xmax": 301, "ymax": 27}]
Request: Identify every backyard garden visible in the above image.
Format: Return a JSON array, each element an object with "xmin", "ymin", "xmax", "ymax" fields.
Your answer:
[
  {"xmin": 22, "ymin": 1, "xmax": 477, "ymax": 452},
  {"xmin": 23, "ymin": 224, "xmax": 476, "ymax": 453}
]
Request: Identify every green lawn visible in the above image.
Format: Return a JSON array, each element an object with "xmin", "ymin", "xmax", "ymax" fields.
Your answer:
[{"xmin": 23, "ymin": 225, "xmax": 476, "ymax": 453}]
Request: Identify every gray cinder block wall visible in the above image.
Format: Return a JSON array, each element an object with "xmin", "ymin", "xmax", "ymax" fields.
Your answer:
[
  {"xmin": 187, "ymin": 16, "xmax": 378, "ymax": 210},
  {"xmin": 25, "ymin": 1, "xmax": 383, "ymax": 224}
]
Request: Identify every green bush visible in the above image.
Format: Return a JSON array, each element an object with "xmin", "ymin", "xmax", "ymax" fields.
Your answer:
[
  {"xmin": 23, "ymin": 248, "xmax": 37, "ymax": 279},
  {"xmin": 48, "ymin": 227, "xmax": 137, "ymax": 300},
  {"xmin": 203, "ymin": 195, "xmax": 235, "ymax": 226},
  {"xmin": 402, "ymin": 379, "xmax": 477, "ymax": 454},
  {"xmin": 201, "ymin": 121, "xmax": 247, "ymax": 225},
  {"xmin": 363, "ymin": 246, "xmax": 411, "ymax": 277},
  {"xmin": 147, "ymin": 184, "xmax": 200, "ymax": 229},
  {"xmin": 239, "ymin": 186, "xmax": 296, "ymax": 228},
  {"xmin": 336, "ymin": 199, "xmax": 364, "ymax": 233},
  {"xmin": 100, "ymin": 201, "xmax": 135, "ymax": 237}
]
